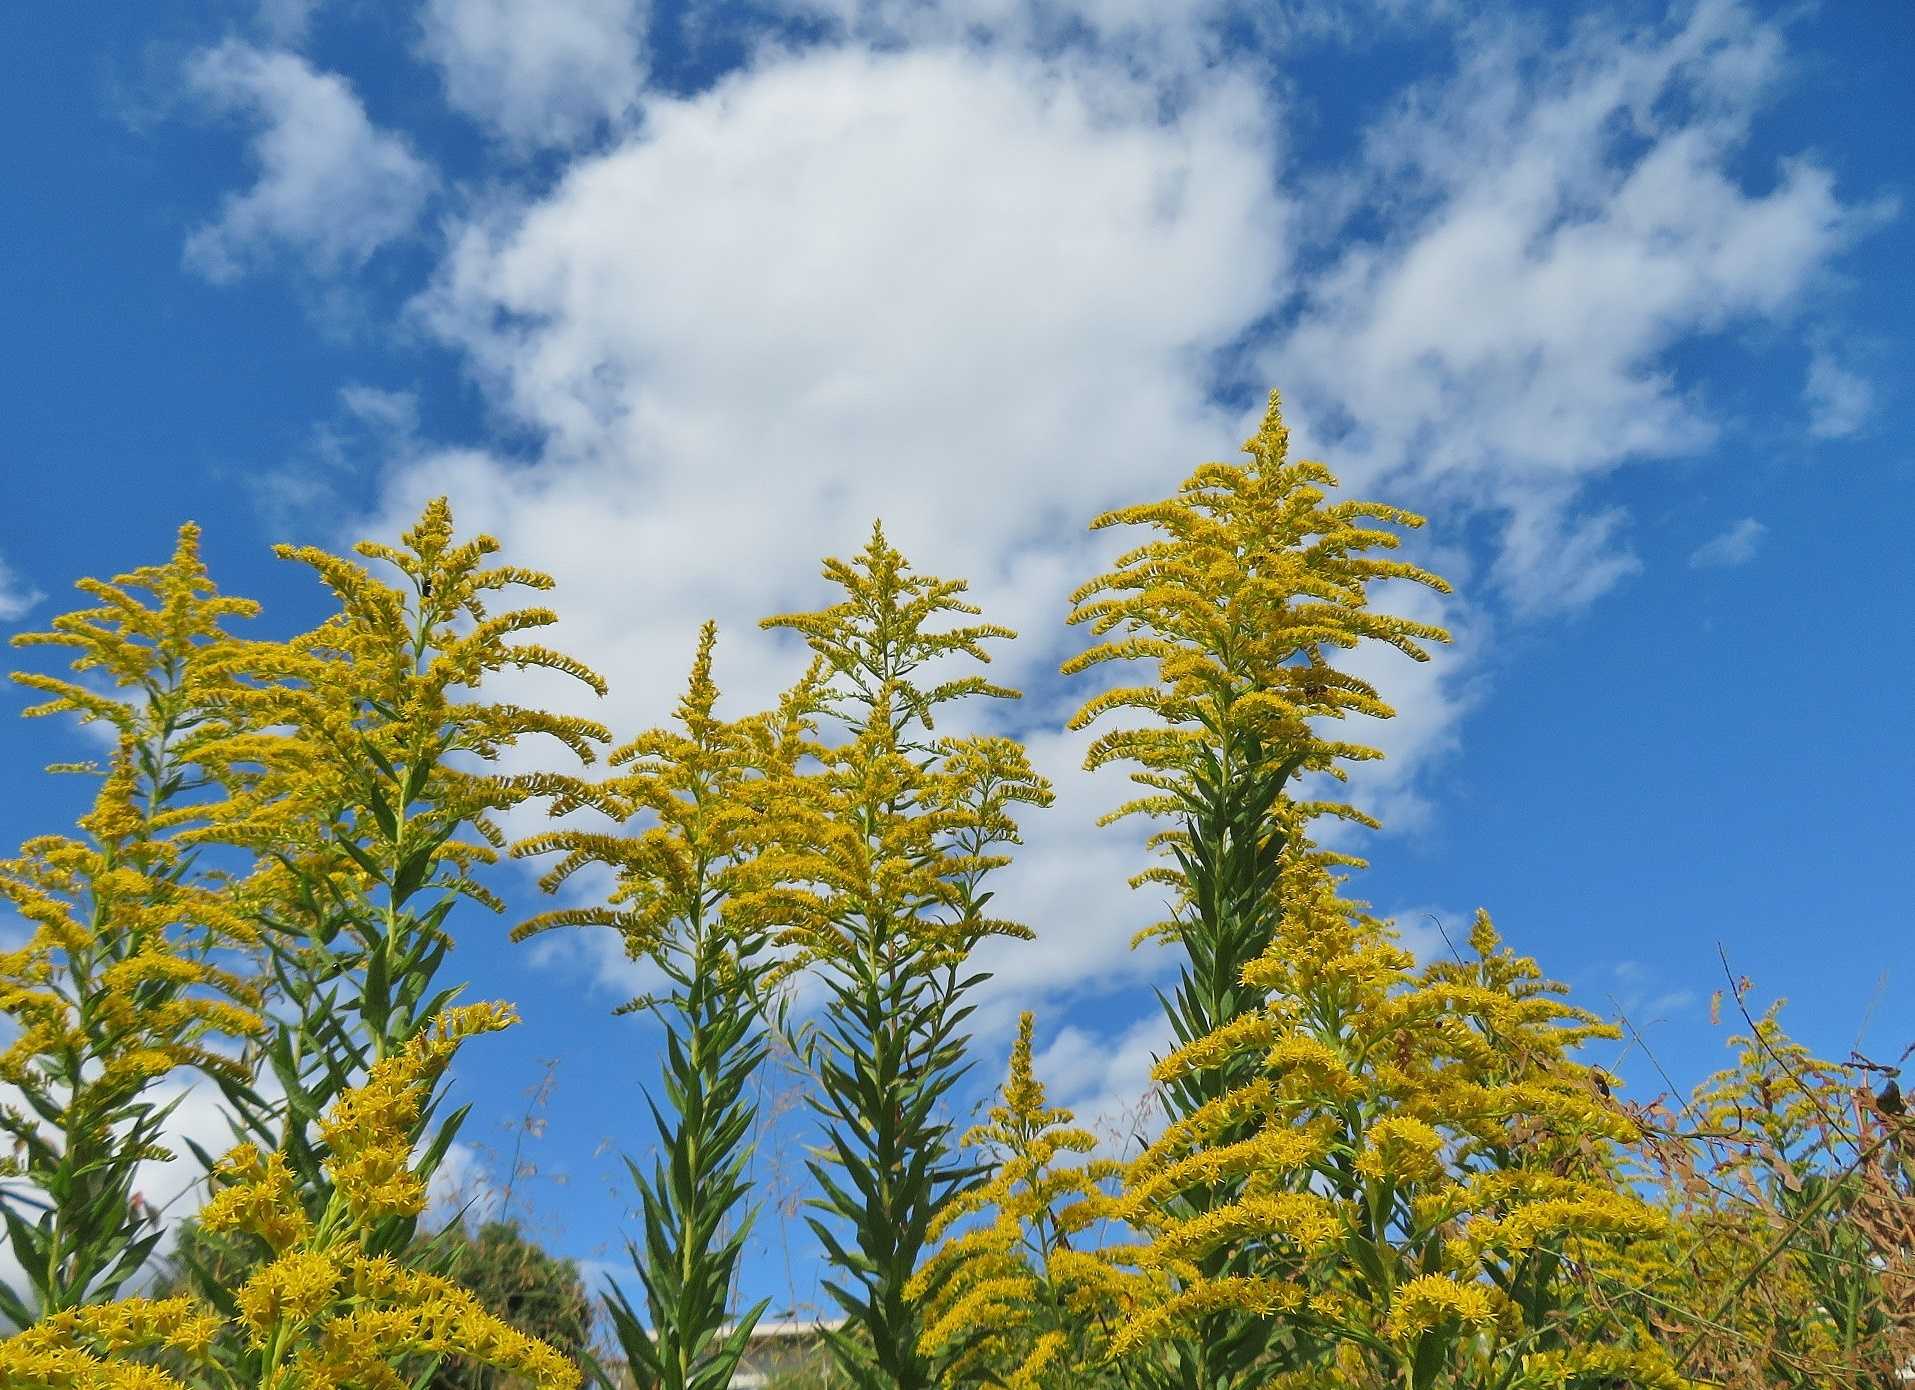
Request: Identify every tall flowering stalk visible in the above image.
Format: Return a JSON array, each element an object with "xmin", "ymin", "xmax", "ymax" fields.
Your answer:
[
  {"xmin": 911, "ymin": 1013, "xmax": 1136, "ymax": 1389},
  {"xmin": 1, "ymin": 527, "xmax": 269, "ymax": 1321},
  {"xmin": 1062, "ymin": 390, "xmax": 1449, "ymax": 1385},
  {"xmin": 514, "ymin": 624, "xmax": 811, "ymax": 1390},
  {"xmin": 1064, "ymin": 389, "xmax": 1451, "ymax": 1103},
  {"xmin": 762, "ymin": 525, "xmax": 1052, "ymax": 1390},
  {"xmin": 1110, "ymin": 869, "xmax": 1682, "ymax": 1389},
  {"xmin": 191, "ymin": 500, "xmax": 609, "ymax": 1246},
  {"xmin": 0, "ymin": 1002, "xmax": 582, "ymax": 1390}
]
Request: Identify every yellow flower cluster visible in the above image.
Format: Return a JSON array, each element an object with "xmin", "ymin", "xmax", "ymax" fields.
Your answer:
[
  {"xmin": 1106, "ymin": 1275, "xmax": 1305, "ymax": 1360},
  {"xmin": 1384, "ymin": 1273, "xmax": 1500, "ymax": 1340},
  {"xmin": 912, "ymin": 1015, "xmax": 1135, "ymax": 1388},
  {"xmin": 0, "ymin": 1001, "xmax": 579, "ymax": 1390},
  {"xmin": 1624, "ymin": 999, "xmax": 1913, "ymax": 1386},
  {"xmin": 0, "ymin": 1296, "xmax": 221, "ymax": 1390},
  {"xmin": 759, "ymin": 526, "xmax": 1053, "ymax": 970},
  {"xmin": 1690, "ymin": 1000, "xmax": 1849, "ymax": 1175},
  {"xmin": 514, "ymin": 621, "xmax": 815, "ymax": 992},
  {"xmin": 770, "ymin": 719, "xmax": 1053, "ymax": 972},
  {"xmin": 198, "ymin": 1147, "xmax": 310, "ymax": 1254},
  {"xmin": 203, "ymin": 498, "xmax": 610, "ymax": 920},
  {"xmin": 4, "ymin": 522, "xmax": 268, "ymax": 1119},
  {"xmin": 0, "ymin": 803, "xmax": 265, "ymax": 1096},
  {"xmin": 1353, "ymin": 1115, "xmax": 1445, "ymax": 1185},
  {"xmin": 1111, "ymin": 870, "xmax": 1689, "ymax": 1384},
  {"xmin": 1522, "ymin": 1345, "xmax": 1693, "ymax": 1389},
  {"xmin": 10, "ymin": 522, "xmax": 259, "ymax": 744},
  {"xmin": 1063, "ymin": 390, "xmax": 1451, "ymax": 913},
  {"xmin": 2, "ymin": 532, "xmax": 270, "ymax": 1304}
]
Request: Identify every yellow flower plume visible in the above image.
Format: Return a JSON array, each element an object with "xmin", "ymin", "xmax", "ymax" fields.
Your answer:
[{"xmin": 0, "ymin": 1000, "xmax": 579, "ymax": 1390}]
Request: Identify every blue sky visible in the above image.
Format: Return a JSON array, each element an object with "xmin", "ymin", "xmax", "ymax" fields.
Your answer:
[{"xmin": 2, "ymin": 0, "xmax": 1911, "ymax": 1322}]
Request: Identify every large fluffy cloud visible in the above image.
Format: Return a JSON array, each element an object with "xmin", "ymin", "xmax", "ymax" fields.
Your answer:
[{"xmin": 399, "ymin": 43, "xmax": 1290, "ymax": 706}]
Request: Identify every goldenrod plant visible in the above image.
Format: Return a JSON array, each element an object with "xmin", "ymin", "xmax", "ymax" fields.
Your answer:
[
  {"xmin": 1062, "ymin": 391, "xmax": 1450, "ymax": 1385},
  {"xmin": 1111, "ymin": 872, "xmax": 1685, "ymax": 1389},
  {"xmin": 1, "ymin": 527, "xmax": 270, "ymax": 1320},
  {"xmin": 912, "ymin": 1013, "xmax": 1138, "ymax": 1389},
  {"xmin": 189, "ymin": 500, "xmax": 610, "ymax": 1250},
  {"xmin": 514, "ymin": 624, "xmax": 812, "ymax": 1390},
  {"xmin": 0, "ymin": 1001, "xmax": 583, "ymax": 1390},
  {"xmin": 762, "ymin": 525, "xmax": 1052, "ymax": 1390}
]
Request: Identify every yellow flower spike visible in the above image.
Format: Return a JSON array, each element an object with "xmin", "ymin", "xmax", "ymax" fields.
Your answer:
[
  {"xmin": 917, "ymin": 1014, "xmax": 1133, "ymax": 1385},
  {"xmin": 1, "ymin": 1001, "xmax": 581, "ymax": 1390},
  {"xmin": 1055, "ymin": 403, "xmax": 1462, "ymax": 1382},
  {"xmin": 1111, "ymin": 861, "xmax": 1674, "ymax": 1380},
  {"xmin": 1064, "ymin": 389, "xmax": 1451, "ymax": 877},
  {"xmin": 1355, "ymin": 1115, "xmax": 1446, "ymax": 1185},
  {"xmin": 1106, "ymin": 1275, "xmax": 1306, "ymax": 1359},
  {"xmin": 199, "ymin": 1149, "xmax": 311, "ymax": 1254},
  {"xmin": 204, "ymin": 498, "xmax": 610, "ymax": 933},
  {"xmin": 3, "ymin": 527, "xmax": 273, "ymax": 1308}
]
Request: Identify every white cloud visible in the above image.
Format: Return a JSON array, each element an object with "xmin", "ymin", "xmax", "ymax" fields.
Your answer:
[
  {"xmin": 965, "ymin": 724, "xmax": 1178, "ymax": 1027},
  {"xmin": 1031, "ymin": 1010, "xmax": 1169, "ymax": 1156},
  {"xmin": 248, "ymin": 384, "xmax": 427, "ymax": 529},
  {"xmin": 426, "ymin": 1139, "xmax": 504, "ymax": 1227},
  {"xmin": 1261, "ymin": 0, "xmax": 1868, "ymax": 614},
  {"xmin": 393, "ymin": 40, "xmax": 1286, "ymax": 709},
  {"xmin": 1803, "ymin": 348, "xmax": 1874, "ymax": 438},
  {"xmin": 1688, "ymin": 516, "xmax": 1766, "ymax": 569},
  {"xmin": 0, "ymin": 554, "xmax": 41, "ymax": 623},
  {"xmin": 336, "ymin": 384, "xmax": 422, "ymax": 437},
  {"xmin": 1385, "ymin": 906, "xmax": 1469, "ymax": 966},
  {"xmin": 418, "ymin": 0, "xmax": 649, "ymax": 150},
  {"xmin": 183, "ymin": 42, "xmax": 436, "ymax": 282},
  {"xmin": 1609, "ymin": 959, "xmax": 1698, "ymax": 1027}
]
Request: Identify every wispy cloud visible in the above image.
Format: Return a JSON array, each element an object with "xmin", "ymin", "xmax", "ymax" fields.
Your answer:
[
  {"xmin": 255, "ymin": 0, "xmax": 326, "ymax": 45},
  {"xmin": 1263, "ymin": 1, "xmax": 1873, "ymax": 614},
  {"xmin": 1610, "ymin": 959, "xmax": 1698, "ymax": 1026},
  {"xmin": 1032, "ymin": 1010, "xmax": 1170, "ymax": 1157},
  {"xmin": 1804, "ymin": 348, "xmax": 1874, "ymax": 439},
  {"xmin": 0, "ymin": 554, "xmax": 41, "ymax": 623},
  {"xmin": 248, "ymin": 382, "xmax": 426, "ymax": 528},
  {"xmin": 1688, "ymin": 517, "xmax": 1766, "ymax": 569},
  {"xmin": 183, "ymin": 42, "xmax": 436, "ymax": 282}
]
